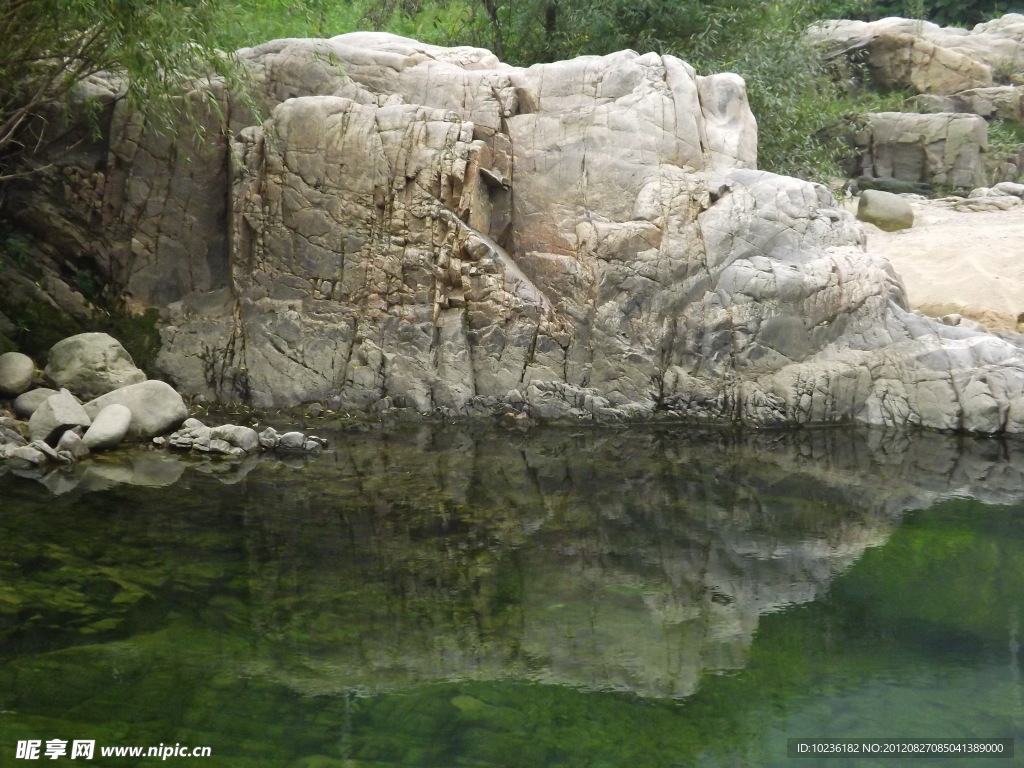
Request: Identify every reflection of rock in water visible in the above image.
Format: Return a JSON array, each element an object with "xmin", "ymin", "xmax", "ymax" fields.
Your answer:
[
  {"xmin": 0, "ymin": 445, "xmax": 308, "ymax": 495},
  {"xmin": 233, "ymin": 425, "xmax": 1024, "ymax": 699}
]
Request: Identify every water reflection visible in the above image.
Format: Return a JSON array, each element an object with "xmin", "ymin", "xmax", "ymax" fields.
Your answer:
[
  {"xmin": 223, "ymin": 427, "xmax": 1024, "ymax": 699},
  {"xmin": 1, "ymin": 425, "xmax": 1023, "ymax": 765}
]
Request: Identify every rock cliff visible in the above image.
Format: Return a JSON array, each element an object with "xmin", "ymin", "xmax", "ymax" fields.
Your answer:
[{"xmin": 19, "ymin": 33, "xmax": 1024, "ymax": 431}]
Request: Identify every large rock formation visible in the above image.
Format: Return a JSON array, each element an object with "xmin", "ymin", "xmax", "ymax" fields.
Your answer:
[{"xmin": 19, "ymin": 32, "xmax": 1024, "ymax": 431}]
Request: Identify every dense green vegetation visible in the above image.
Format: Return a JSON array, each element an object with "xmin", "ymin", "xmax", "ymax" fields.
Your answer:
[{"xmin": 0, "ymin": 0, "xmax": 246, "ymax": 183}]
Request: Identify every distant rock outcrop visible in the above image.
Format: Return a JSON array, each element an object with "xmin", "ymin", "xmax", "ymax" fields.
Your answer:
[
  {"xmin": 808, "ymin": 15, "xmax": 1024, "ymax": 95},
  {"xmin": 811, "ymin": 14, "xmax": 1024, "ymax": 188}
]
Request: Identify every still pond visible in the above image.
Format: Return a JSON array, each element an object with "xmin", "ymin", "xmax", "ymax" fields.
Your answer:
[{"xmin": 1, "ymin": 424, "xmax": 1023, "ymax": 767}]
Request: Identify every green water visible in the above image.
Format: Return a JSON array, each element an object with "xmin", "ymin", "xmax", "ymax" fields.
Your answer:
[{"xmin": 1, "ymin": 425, "xmax": 1023, "ymax": 767}]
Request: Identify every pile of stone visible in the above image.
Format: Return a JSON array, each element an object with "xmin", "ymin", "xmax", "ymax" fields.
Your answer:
[
  {"xmin": 157, "ymin": 419, "xmax": 326, "ymax": 457},
  {"xmin": 956, "ymin": 180, "xmax": 1024, "ymax": 211},
  {"xmin": 2, "ymin": 332, "xmax": 330, "ymax": 470},
  {"xmin": 0, "ymin": 333, "xmax": 187, "ymax": 467}
]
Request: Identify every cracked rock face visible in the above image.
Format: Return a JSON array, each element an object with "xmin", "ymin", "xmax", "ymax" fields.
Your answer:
[
  {"xmin": 808, "ymin": 14, "xmax": 1024, "ymax": 95},
  {"xmin": 103, "ymin": 33, "xmax": 1024, "ymax": 431}
]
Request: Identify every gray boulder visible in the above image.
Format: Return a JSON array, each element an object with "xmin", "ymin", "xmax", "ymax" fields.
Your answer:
[
  {"xmin": 211, "ymin": 424, "xmax": 260, "ymax": 453},
  {"xmin": 28, "ymin": 388, "xmax": 91, "ymax": 444},
  {"xmin": 82, "ymin": 403, "xmax": 133, "ymax": 450},
  {"xmin": 56, "ymin": 429, "xmax": 90, "ymax": 459},
  {"xmin": 13, "ymin": 387, "xmax": 59, "ymax": 418},
  {"xmin": 991, "ymin": 181, "xmax": 1024, "ymax": 197},
  {"xmin": 164, "ymin": 419, "xmax": 255, "ymax": 457},
  {"xmin": 0, "ymin": 424, "xmax": 27, "ymax": 459},
  {"xmin": 857, "ymin": 190, "xmax": 915, "ymax": 231},
  {"xmin": 44, "ymin": 332, "xmax": 146, "ymax": 400},
  {"xmin": 209, "ymin": 438, "xmax": 244, "ymax": 457},
  {"xmin": 0, "ymin": 351, "xmax": 35, "ymax": 397},
  {"xmin": 11, "ymin": 444, "xmax": 49, "ymax": 466},
  {"xmin": 166, "ymin": 417, "xmax": 211, "ymax": 450},
  {"xmin": 28, "ymin": 439, "xmax": 70, "ymax": 465},
  {"xmin": 277, "ymin": 431, "xmax": 307, "ymax": 451},
  {"xmin": 83, "ymin": 380, "xmax": 187, "ymax": 439},
  {"xmin": 857, "ymin": 112, "xmax": 986, "ymax": 190},
  {"xmin": 0, "ymin": 425, "xmax": 26, "ymax": 447},
  {"xmin": 258, "ymin": 427, "xmax": 279, "ymax": 449}
]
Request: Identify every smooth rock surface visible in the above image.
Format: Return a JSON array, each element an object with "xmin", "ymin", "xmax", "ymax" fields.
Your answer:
[
  {"xmin": 13, "ymin": 387, "xmax": 57, "ymax": 419},
  {"xmin": 28, "ymin": 388, "xmax": 91, "ymax": 444},
  {"xmin": 82, "ymin": 403, "xmax": 133, "ymax": 449},
  {"xmin": 857, "ymin": 190, "xmax": 915, "ymax": 231},
  {"xmin": 83, "ymin": 380, "xmax": 187, "ymax": 439},
  {"xmin": 0, "ymin": 351, "xmax": 35, "ymax": 396},
  {"xmin": 44, "ymin": 332, "xmax": 146, "ymax": 400}
]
